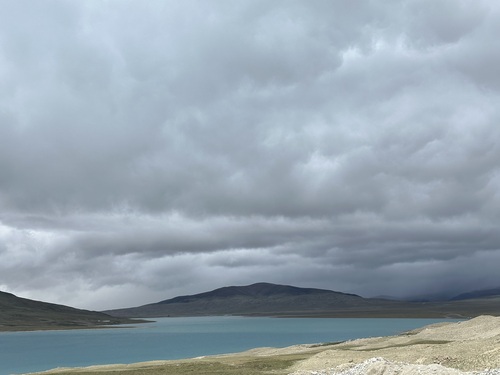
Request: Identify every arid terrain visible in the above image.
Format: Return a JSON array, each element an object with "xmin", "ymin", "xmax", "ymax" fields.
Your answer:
[{"xmin": 25, "ymin": 316, "xmax": 500, "ymax": 375}]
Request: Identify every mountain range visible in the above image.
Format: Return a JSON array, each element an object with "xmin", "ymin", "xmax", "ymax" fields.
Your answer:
[
  {"xmin": 105, "ymin": 282, "xmax": 500, "ymax": 319},
  {"xmin": 2, "ymin": 283, "xmax": 500, "ymax": 331}
]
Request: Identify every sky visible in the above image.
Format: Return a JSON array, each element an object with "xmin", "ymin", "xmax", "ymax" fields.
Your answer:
[{"xmin": 1, "ymin": 0, "xmax": 500, "ymax": 311}]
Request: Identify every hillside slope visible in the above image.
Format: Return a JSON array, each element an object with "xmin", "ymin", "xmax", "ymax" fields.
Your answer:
[{"xmin": 0, "ymin": 290, "xmax": 137, "ymax": 331}]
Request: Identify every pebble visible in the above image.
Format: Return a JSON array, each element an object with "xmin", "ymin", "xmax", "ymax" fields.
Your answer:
[{"xmin": 290, "ymin": 357, "xmax": 500, "ymax": 375}]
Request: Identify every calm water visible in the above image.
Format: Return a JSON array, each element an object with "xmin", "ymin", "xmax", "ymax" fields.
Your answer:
[{"xmin": 0, "ymin": 317, "xmax": 459, "ymax": 375}]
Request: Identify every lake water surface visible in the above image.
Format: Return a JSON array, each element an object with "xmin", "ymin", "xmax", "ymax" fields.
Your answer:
[{"xmin": 0, "ymin": 316, "xmax": 459, "ymax": 375}]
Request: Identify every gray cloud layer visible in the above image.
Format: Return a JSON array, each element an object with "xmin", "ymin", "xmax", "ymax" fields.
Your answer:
[{"xmin": 1, "ymin": 0, "xmax": 500, "ymax": 309}]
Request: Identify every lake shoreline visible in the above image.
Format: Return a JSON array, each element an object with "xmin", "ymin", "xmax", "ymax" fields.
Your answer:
[
  {"xmin": 20, "ymin": 316, "xmax": 500, "ymax": 375},
  {"xmin": 0, "ymin": 319, "xmax": 152, "ymax": 333},
  {"xmin": 0, "ymin": 312, "xmax": 467, "ymax": 333}
]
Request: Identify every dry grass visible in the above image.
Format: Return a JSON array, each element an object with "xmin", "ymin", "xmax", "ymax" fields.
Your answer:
[{"xmin": 32, "ymin": 352, "xmax": 316, "ymax": 375}]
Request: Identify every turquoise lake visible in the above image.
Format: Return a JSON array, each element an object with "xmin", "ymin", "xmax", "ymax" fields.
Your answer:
[{"xmin": 0, "ymin": 316, "xmax": 459, "ymax": 375}]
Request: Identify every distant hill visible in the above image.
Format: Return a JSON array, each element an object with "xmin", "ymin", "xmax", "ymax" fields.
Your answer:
[
  {"xmin": 451, "ymin": 287, "xmax": 500, "ymax": 301},
  {"xmin": 105, "ymin": 282, "xmax": 500, "ymax": 319},
  {"xmin": 104, "ymin": 282, "xmax": 432, "ymax": 318},
  {"xmin": 387, "ymin": 291, "xmax": 457, "ymax": 302},
  {"xmin": 160, "ymin": 283, "xmax": 360, "ymax": 303},
  {"xmin": 105, "ymin": 282, "xmax": 371, "ymax": 317},
  {"xmin": 0, "ymin": 290, "xmax": 139, "ymax": 331}
]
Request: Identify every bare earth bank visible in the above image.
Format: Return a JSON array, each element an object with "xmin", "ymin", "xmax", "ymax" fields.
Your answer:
[{"xmin": 25, "ymin": 316, "xmax": 500, "ymax": 375}]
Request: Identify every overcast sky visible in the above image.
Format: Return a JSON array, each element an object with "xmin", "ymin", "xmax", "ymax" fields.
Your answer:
[{"xmin": 1, "ymin": 0, "xmax": 500, "ymax": 310}]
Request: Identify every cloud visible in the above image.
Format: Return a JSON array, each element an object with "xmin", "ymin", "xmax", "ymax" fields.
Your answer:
[{"xmin": 1, "ymin": 0, "xmax": 500, "ymax": 309}]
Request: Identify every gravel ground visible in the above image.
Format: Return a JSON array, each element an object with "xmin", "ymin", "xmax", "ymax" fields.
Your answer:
[
  {"xmin": 291, "ymin": 357, "xmax": 500, "ymax": 375},
  {"xmin": 289, "ymin": 316, "xmax": 500, "ymax": 375}
]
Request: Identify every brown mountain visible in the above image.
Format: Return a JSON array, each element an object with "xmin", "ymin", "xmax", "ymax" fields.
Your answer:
[{"xmin": 0, "ymin": 290, "xmax": 139, "ymax": 331}]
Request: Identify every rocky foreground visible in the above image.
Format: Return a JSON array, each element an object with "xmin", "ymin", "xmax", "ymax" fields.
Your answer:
[
  {"xmin": 28, "ymin": 316, "xmax": 500, "ymax": 375},
  {"xmin": 293, "ymin": 357, "xmax": 500, "ymax": 375},
  {"xmin": 289, "ymin": 315, "xmax": 500, "ymax": 375}
]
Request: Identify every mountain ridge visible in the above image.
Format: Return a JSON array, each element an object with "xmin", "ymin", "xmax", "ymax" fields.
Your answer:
[
  {"xmin": 105, "ymin": 282, "xmax": 500, "ymax": 319},
  {"xmin": 4, "ymin": 283, "xmax": 500, "ymax": 330},
  {"xmin": 105, "ymin": 282, "xmax": 371, "ymax": 318},
  {"xmin": 158, "ymin": 282, "xmax": 360, "ymax": 305},
  {"xmin": 450, "ymin": 287, "xmax": 500, "ymax": 301}
]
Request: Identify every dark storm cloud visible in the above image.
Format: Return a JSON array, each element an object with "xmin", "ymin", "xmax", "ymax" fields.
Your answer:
[{"xmin": 1, "ymin": 0, "xmax": 500, "ymax": 309}]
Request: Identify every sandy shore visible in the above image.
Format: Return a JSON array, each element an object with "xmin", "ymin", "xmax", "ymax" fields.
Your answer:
[{"xmin": 25, "ymin": 315, "xmax": 500, "ymax": 375}]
